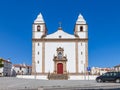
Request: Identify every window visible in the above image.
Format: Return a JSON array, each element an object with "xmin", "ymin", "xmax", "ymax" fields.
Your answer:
[
  {"xmin": 59, "ymin": 35, "xmax": 62, "ymax": 38},
  {"xmin": 22, "ymin": 71, "xmax": 23, "ymax": 75},
  {"xmin": 20, "ymin": 67, "xmax": 22, "ymax": 70},
  {"xmin": 58, "ymin": 52, "xmax": 62, "ymax": 59},
  {"xmin": 81, "ymin": 52, "xmax": 83, "ymax": 55},
  {"xmin": 113, "ymin": 72, "xmax": 117, "ymax": 76},
  {"xmin": 103, "ymin": 73, "xmax": 110, "ymax": 76},
  {"xmin": 37, "ymin": 61, "xmax": 39, "ymax": 64},
  {"xmin": 17, "ymin": 71, "xmax": 19, "ymax": 73},
  {"xmin": 81, "ymin": 60, "xmax": 83, "ymax": 64},
  {"xmin": 37, "ymin": 25, "xmax": 41, "ymax": 31},
  {"xmin": 81, "ymin": 43, "xmax": 82, "ymax": 46},
  {"xmin": 38, "ymin": 52, "xmax": 39, "ymax": 55},
  {"xmin": 80, "ymin": 26, "xmax": 83, "ymax": 31}
]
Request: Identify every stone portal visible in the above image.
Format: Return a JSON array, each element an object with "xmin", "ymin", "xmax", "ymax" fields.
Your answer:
[{"xmin": 48, "ymin": 47, "xmax": 69, "ymax": 80}]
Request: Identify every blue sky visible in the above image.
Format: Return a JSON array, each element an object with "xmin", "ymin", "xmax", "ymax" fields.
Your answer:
[{"xmin": 0, "ymin": 0, "xmax": 120, "ymax": 67}]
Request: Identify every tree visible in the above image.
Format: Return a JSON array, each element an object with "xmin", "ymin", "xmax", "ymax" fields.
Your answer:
[{"xmin": 0, "ymin": 58, "xmax": 4, "ymax": 68}]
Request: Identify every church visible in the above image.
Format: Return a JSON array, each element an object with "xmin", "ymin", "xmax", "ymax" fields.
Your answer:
[{"xmin": 32, "ymin": 13, "xmax": 88, "ymax": 80}]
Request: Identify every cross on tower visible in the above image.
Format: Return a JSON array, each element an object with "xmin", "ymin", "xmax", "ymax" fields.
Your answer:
[
  {"xmin": 59, "ymin": 22, "xmax": 62, "ymax": 27},
  {"xmin": 58, "ymin": 22, "xmax": 62, "ymax": 30}
]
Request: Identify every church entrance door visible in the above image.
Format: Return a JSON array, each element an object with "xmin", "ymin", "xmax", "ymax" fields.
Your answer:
[{"xmin": 57, "ymin": 63, "xmax": 63, "ymax": 74}]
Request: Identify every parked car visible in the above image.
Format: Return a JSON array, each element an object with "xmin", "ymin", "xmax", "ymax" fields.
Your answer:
[{"xmin": 96, "ymin": 72, "xmax": 120, "ymax": 83}]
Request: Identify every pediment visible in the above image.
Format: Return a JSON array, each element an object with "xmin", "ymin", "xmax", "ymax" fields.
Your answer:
[{"xmin": 45, "ymin": 30, "xmax": 76, "ymax": 39}]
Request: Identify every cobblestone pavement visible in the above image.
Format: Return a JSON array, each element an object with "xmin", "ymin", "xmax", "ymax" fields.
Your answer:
[{"xmin": 0, "ymin": 77, "xmax": 120, "ymax": 90}]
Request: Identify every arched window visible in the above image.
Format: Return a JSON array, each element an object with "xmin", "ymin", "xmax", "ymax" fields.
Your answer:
[
  {"xmin": 37, "ymin": 25, "xmax": 41, "ymax": 31},
  {"xmin": 80, "ymin": 26, "xmax": 83, "ymax": 31},
  {"xmin": 58, "ymin": 52, "xmax": 62, "ymax": 59}
]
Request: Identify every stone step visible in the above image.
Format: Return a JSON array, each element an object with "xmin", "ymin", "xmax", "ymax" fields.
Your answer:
[{"xmin": 48, "ymin": 74, "xmax": 69, "ymax": 80}]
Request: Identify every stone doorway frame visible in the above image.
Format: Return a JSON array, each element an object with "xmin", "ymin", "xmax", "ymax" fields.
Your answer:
[{"xmin": 53, "ymin": 47, "xmax": 67, "ymax": 74}]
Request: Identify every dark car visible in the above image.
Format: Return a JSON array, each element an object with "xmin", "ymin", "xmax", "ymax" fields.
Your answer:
[{"xmin": 96, "ymin": 72, "xmax": 120, "ymax": 83}]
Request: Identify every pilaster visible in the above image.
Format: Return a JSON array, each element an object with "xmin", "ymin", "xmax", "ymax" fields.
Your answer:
[{"xmin": 75, "ymin": 41, "xmax": 78, "ymax": 73}]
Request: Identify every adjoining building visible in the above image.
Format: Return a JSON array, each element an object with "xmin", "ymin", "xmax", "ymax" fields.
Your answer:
[
  {"xmin": 0, "ymin": 58, "xmax": 12, "ymax": 76},
  {"xmin": 12, "ymin": 64, "xmax": 32, "ymax": 75},
  {"xmin": 91, "ymin": 67, "xmax": 112, "ymax": 75},
  {"xmin": 32, "ymin": 13, "xmax": 88, "ymax": 80},
  {"xmin": 114, "ymin": 64, "xmax": 120, "ymax": 71}
]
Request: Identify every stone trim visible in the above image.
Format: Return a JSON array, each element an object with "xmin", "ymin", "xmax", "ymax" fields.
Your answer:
[
  {"xmin": 32, "ymin": 73, "xmax": 48, "ymax": 75},
  {"xmin": 32, "ymin": 72, "xmax": 86, "ymax": 75},
  {"xmin": 75, "ymin": 24, "xmax": 88, "ymax": 25},
  {"xmin": 69, "ymin": 73, "xmax": 87, "ymax": 75},
  {"xmin": 32, "ymin": 42, "xmax": 35, "ymax": 74},
  {"xmin": 32, "ymin": 25, "xmax": 35, "ymax": 38},
  {"xmin": 32, "ymin": 38, "xmax": 88, "ymax": 42},
  {"xmin": 42, "ymin": 41, "xmax": 45, "ymax": 73},
  {"xmin": 74, "ymin": 24, "xmax": 88, "ymax": 31},
  {"xmin": 85, "ymin": 42, "xmax": 88, "ymax": 69},
  {"xmin": 53, "ymin": 47, "xmax": 67, "ymax": 74},
  {"xmin": 75, "ymin": 41, "xmax": 78, "ymax": 73},
  {"xmin": 33, "ymin": 23, "xmax": 45, "ymax": 25}
]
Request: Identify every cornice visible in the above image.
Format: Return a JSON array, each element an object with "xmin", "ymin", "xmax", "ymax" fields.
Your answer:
[{"xmin": 32, "ymin": 38, "xmax": 88, "ymax": 42}]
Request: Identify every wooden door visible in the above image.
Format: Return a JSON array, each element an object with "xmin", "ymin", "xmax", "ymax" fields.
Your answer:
[{"xmin": 57, "ymin": 63, "xmax": 63, "ymax": 74}]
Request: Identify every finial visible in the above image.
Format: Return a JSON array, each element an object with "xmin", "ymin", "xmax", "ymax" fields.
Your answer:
[
  {"xmin": 78, "ymin": 13, "xmax": 83, "ymax": 18},
  {"xmin": 58, "ymin": 22, "xmax": 62, "ymax": 30},
  {"xmin": 59, "ymin": 22, "xmax": 62, "ymax": 27}
]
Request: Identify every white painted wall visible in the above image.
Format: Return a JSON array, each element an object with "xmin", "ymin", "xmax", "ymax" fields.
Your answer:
[
  {"xmin": 78, "ymin": 42, "xmax": 86, "ymax": 73},
  {"xmin": 17, "ymin": 75, "xmax": 98, "ymax": 80},
  {"xmin": 44, "ymin": 42, "xmax": 76, "ymax": 73},
  {"xmin": 34, "ymin": 24, "xmax": 44, "ymax": 32},
  {"xmin": 35, "ymin": 42, "xmax": 42, "ymax": 73},
  {"xmin": 34, "ymin": 41, "xmax": 88, "ymax": 74},
  {"xmin": 0, "ymin": 61, "xmax": 12, "ymax": 76},
  {"xmin": 32, "ymin": 13, "xmax": 88, "ymax": 80},
  {"xmin": 13, "ymin": 66, "xmax": 31, "ymax": 75},
  {"xmin": 76, "ymin": 25, "xmax": 88, "ymax": 38},
  {"xmin": 45, "ymin": 30, "xmax": 76, "ymax": 39},
  {"xmin": 33, "ymin": 24, "xmax": 45, "ymax": 38}
]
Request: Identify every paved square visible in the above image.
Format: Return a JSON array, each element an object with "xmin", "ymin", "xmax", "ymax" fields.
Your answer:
[{"xmin": 0, "ymin": 77, "xmax": 120, "ymax": 90}]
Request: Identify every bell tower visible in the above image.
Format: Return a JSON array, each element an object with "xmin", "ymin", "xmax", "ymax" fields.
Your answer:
[
  {"xmin": 74, "ymin": 14, "xmax": 88, "ymax": 39},
  {"xmin": 32, "ymin": 13, "xmax": 47, "ymax": 39},
  {"xmin": 32, "ymin": 13, "xmax": 47, "ymax": 75}
]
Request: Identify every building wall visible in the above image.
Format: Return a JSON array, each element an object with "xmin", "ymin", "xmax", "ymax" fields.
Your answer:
[
  {"xmin": 75, "ymin": 24, "xmax": 88, "ymax": 38},
  {"xmin": 32, "ymin": 24, "xmax": 45, "ymax": 38},
  {"xmin": 78, "ymin": 42, "xmax": 86, "ymax": 73},
  {"xmin": 34, "ymin": 42, "xmax": 42, "ymax": 72},
  {"xmin": 32, "ymin": 13, "xmax": 88, "ymax": 79},
  {"xmin": 0, "ymin": 68, "xmax": 3, "ymax": 76},
  {"xmin": 114, "ymin": 66, "xmax": 120, "ymax": 71},
  {"xmin": 45, "ymin": 42, "xmax": 76, "ymax": 73},
  {"xmin": 17, "ymin": 75, "xmax": 98, "ymax": 80},
  {"xmin": 3, "ymin": 61, "xmax": 12, "ymax": 76},
  {"xmin": 13, "ymin": 65, "xmax": 32, "ymax": 75},
  {"xmin": 34, "ymin": 41, "xmax": 88, "ymax": 74},
  {"xmin": 0, "ymin": 60, "xmax": 12, "ymax": 76}
]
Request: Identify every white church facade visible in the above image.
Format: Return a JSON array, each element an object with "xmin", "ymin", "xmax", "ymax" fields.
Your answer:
[{"xmin": 32, "ymin": 13, "xmax": 88, "ymax": 80}]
